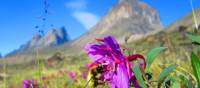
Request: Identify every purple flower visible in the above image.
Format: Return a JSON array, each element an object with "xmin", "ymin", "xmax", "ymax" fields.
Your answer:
[
  {"xmin": 23, "ymin": 79, "xmax": 47, "ymax": 88},
  {"xmin": 85, "ymin": 36, "xmax": 146, "ymax": 88},
  {"xmin": 82, "ymin": 72, "xmax": 88, "ymax": 79},
  {"xmin": 23, "ymin": 80, "xmax": 34, "ymax": 88},
  {"xmin": 68, "ymin": 71, "xmax": 76, "ymax": 80}
]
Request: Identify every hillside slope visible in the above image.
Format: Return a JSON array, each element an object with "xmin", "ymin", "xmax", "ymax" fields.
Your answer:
[
  {"xmin": 167, "ymin": 8, "xmax": 200, "ymax": 31},
  {"xmin": 53, "ymin": 0, "xmax": 163, "ymax": 55}
]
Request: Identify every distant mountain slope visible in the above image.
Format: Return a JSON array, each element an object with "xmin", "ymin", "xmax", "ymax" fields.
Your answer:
[
  {"xmin": 6, "ymin": 27, "xmax": 70, "ymax": 57},
  {"xmin": 76, "ymin": 0, "xmax": 162, "ymax": 42},
  {"xmin": 56, "ymin": 0, "xmax": 163, "ymax": 54},
  {"xmin": 167, "ymin": 8, "xmax": 200, "ymax": 31}
]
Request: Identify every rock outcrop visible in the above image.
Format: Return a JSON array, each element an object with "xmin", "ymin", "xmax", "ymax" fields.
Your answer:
[{"xmin": 69, "ymin": 0, "xmax": 163, "ymax": 52}]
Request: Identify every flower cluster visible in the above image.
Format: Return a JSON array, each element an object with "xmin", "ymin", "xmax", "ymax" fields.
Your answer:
[
  {"xmin": 23, "ymin": 80, "xmax": 34, "ymax": 88},
  {"xmin": 23, "ymin": 80, "xmax": 44, "ymax": 88},
  {"xmin": 85, "ymin": 36, "xmax": 146, "ymax": 88}
]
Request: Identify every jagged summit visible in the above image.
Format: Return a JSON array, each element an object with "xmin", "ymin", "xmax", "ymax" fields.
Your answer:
[
  {"xmin": 27, "ymin": 27, "xmax": 70, "ymax": 48},
  {"xmin": 6, "ymin": 27, "xmax": 70, "ymax": 56},
  {"xmin": 68, "ymin": 0, "xmax": 163, "ymax": 53}
]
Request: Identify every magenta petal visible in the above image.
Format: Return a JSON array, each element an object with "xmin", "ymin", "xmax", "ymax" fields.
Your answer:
[
  {"xmin": 85, "ymin": 43, "xmax": 109, "ymax": 61},
  {"xmin": 103, "ymin": 36, "xmax": 121, "ymax": 51},
  {"xmin": 104, "ymin": 36, "xmax": 126, "ymax": 62},
  {"xmin": 111, "ymin": 64, "xmax": 129, "ymax": 88},
  {"xmin": 23, "ymin": 80, "xmax": 33, "ymax": 88}
]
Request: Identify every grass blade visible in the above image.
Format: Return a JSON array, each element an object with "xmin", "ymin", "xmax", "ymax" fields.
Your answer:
[
  {"xmin": 188, "ymin": 77, "xmax": 193, "ymax": 88},
  {"xmin": 186, "ymin": 33, "xmax": 200, "ymax": 44},
  {"xmin": 133, "ymin": 63, "xmax": 148, "ymax": 88},
  {"xmin": 191, "ymin": 52, "xmax": 200, "ymax": 86},
  {"xmin": 158, "ymin": 64, "xmax": 177, "ymax": 86},
  {"xmin": 146, "ymin": 47, "xmax": 166, "ymax": 70}
]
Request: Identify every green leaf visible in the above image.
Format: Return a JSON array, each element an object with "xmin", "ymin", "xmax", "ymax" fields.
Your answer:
[
  {"xmin": 146, "ymin": 47, "xmax": 166, "ymax": 69},
  {"xmin": 188, "ymin": 77, "xmax": 193, "ymax": 88},
  {"xmin": 172, "ymin": 81, "xmax": 181, "ymax": 88},
  {"xmin": 191, "ymin": 52, "xmax": 200, "ymax": 86},
  {"xmin": 158, "ymin": 64, "xmax": 177, "ymax": 85},
  {"xmin": 186, "ymin": 33, "xmax": 200, "ymax": 44},
  {"xmin": 133, "ymin": 63, "xmax": 148, "ymax": 88}
]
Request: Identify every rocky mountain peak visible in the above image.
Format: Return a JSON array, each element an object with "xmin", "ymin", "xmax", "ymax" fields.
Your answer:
[
  {"xmin": 56, "ymin": 27, "xmax": 69, "ymax": 42},
  {"xmin": 6, "ymin": 27, "xmax": 70, "ymax": 56},
  {"xmin": 29, "ymin": 34, "xmax": 42, "ymax": 48},
  {"xmin": 114, "ymin": 0, "xmax": 161, "ymax": 25},
  {"xmin": 70, "ymin": 0, "xmax": 163, "ymax": 51},
  {"xmin": 43, "ymin": 27, "xmax": 69, "ymax": 47}
]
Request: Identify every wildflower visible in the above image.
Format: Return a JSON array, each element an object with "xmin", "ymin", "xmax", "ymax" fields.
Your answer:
[
  {"xmin": 82, "ymin": 72, "xmax": 88, "ymax": 79},
  {"xmin": 85, "ymin": 36, "xmax": 146, "ymax": 88},
  {"xmin": 23, "ymin": 79, "xmax": 46, "ymax": 88},
  {"xmin": 23, "ymin": 80, "xmax": 34, "ymax": 88},
  {"xmin": 68, "ymin": 71, "xmax": 76, "ymax": 80},
  {"xmin": 79, "ymin": 65, "xmax": 89, "ymax": 79}
]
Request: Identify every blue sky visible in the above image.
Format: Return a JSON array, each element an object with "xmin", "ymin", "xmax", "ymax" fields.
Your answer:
[{"xmin": 0, "ymin": 0, "xmax": 200, "ymax": 56}]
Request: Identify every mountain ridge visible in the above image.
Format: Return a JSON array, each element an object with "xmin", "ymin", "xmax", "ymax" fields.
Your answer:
[
  {"xmin": 57, "ymin": 0, "xmax": 163, "ymax": 54},
  {"xmin": 5, "ymin": 27, "xmax": 70, "ymax": 57},
  {"xmin": 5, "ymin": 0, "xmax": 163, "ymax": 58},
  {"xmin": 1, "ymin": 8, "xmax": 200, "ymax": 67}
]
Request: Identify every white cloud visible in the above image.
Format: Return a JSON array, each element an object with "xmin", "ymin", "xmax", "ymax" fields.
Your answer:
[
  {"xmin": 65, "ymin": 0, "xmax": 87, "ymax": 10},
  {"xmin": 73, "ymin": 11, "xmax": 100, "ymax": 29},
  {"xmin": 65, "ymin": 0, "xmax": 100, "ymax": 30}
]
